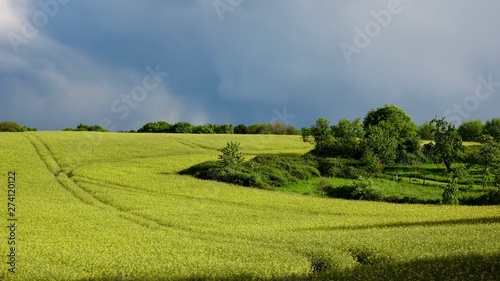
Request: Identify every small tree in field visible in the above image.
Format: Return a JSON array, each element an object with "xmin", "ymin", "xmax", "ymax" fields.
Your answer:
[
  {"xmin": 219, "ymin": 142, "xmax": 244, "ymax": 168},
  {"xmin": 430, "ymin": 117, "xmax": 462, "ymax": 172}
]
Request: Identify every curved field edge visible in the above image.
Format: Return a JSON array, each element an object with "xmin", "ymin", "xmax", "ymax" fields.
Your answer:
[{"xmin": 0, "ymin": 132, "xmax": 499, "ymax": 280}]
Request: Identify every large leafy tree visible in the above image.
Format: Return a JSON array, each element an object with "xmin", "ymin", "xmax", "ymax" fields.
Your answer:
[
  {"xmin": 429, "ymin": 117, "xmax": 463, "ymax": 172},
  {"xmin": 0, "ymin": 121, "xmax": 22, "ymax": 132},
  {"xmin": 330, "ymin": 118, "xmax": 364, "ymax": 158},
  {"xmin": 363, "ymin": 105, "xmax": 420, "ymax": 156},
  {"xmin": 484, "ymin": 118, "xmax": 500, "ymax": 142},
  {"xmin": 173, "ymin": 122, "xmax": 193, "ymax": 133},
  {"xmin": 458, "ymin": 119, "xmax": 483, "ymax": 142},
  {"xmin": 137, "ymin": 121, "xmax": 172, "ymax": 133}
]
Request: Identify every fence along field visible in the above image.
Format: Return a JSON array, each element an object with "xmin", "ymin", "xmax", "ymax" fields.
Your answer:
[{"xmin": 1, "ymin": 132, "xmax": 499, "ymax": 280}]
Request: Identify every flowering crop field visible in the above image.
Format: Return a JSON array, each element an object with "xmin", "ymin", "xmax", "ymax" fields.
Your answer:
[{"xmin": 1, "ymin": 132, "xmax": 499, "ymax": 280}]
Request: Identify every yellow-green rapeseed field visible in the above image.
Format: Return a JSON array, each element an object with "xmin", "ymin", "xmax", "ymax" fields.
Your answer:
[{"xmin": 1, "ymin": 132, "xmax": 499, "ymax": 280}]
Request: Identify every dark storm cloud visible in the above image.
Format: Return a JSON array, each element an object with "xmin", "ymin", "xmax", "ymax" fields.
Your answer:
[{"xmin": 1, "ymin": 0, "xmax": 499, "ymax": 130}]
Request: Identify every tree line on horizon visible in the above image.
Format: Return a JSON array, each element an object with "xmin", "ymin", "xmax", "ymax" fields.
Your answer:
[{"xmin": 0, "ymin": 108, "xmax": 500, "ymax": 142}]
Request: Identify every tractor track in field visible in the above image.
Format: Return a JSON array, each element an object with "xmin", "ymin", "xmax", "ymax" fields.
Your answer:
[
  {"xmin": 73, "ymin": 174, "xmax": 348, "ymax": 217},
  {"xmin": 22, "ymin": 135, "xmax": 335, "ymax": 257},
  {"xmin": 173, "ymin": 137, "xmax": 220, "ymax": 152},
  {"xmin": 24, "ymin": 134, "xmax": 182, "ymax": 230}
]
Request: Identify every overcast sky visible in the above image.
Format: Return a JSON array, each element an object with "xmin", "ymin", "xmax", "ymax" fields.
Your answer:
[{"xmin": 1, "ymin": 0, "xmax": 499, "ymax": 131}]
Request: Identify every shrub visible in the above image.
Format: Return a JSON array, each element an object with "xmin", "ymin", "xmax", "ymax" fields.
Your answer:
[
  {"xmin": 442, "ymin": 183, "xmax": 460, "ymax": 205},
  {"xmin": 316, "ymin": 178, "xmax": 335, "ymax": 196},
  {"xmin": 181, "ymin": 154, "xmax": 320, "ymax": 189},
  {"xmin": 350, "ymin": 179, "xmax": 382, "ymax": 201},
  {"xmin": 318, "ymin": 158, "xmax": 368, "ymax": 179}
]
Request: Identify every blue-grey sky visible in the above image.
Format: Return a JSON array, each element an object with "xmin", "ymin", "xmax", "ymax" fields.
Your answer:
[{"xmin": 1, "ymin": 0, "xmax": 499, "ymax": 131}]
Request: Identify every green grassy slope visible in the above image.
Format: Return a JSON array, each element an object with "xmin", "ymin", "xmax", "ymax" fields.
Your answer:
[{"xmin": 0, "ymin": 132, "xmax": 499, "ymax": 280}]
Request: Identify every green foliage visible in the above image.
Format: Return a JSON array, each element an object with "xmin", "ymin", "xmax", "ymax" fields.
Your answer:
[
  {"xmin": 22, "ymin": 125, "xmax": 37, "ymax": 132},
  {"xmin": 193, "ymin": 124, "xmax": 215, "ymax": 134},
  {"xmin": 330, "ymin": 118, "xmax": 364, "ymax": 158},
  {"xmin": 219, "ymin": 141, "xmax": 244, "ymax": 168},
  {"xmin": 0, "ymin": 120, "xmax": 22, "ymax": 132},
  {"xmin": 442, "ymin": 182, "xmax": 460, "ymax": 205},
  {"xmin": 247, "ymin": 123, "xmax": 272, "ymax": 134},
  {"xmin": 65, "ymin": 123, "xmax": 110, "ymax": 132},
  {"xmin": 137, "ymin": 121, "xmax": 172, "ymax": 133},
  {"xmin": 363, "ymin": 104, "xmax": 420, "ymax": 153},
  {"xmin": 449, "ymin": 163, "xmax": 473, "ymax": 188},
  {"xmin": 233, "ymin": 124, "xmax": 248, "ymax": 134},
  {"xmin": 467, "ymin": 138, "xmax": 500, "ymax": 188},
  {"xmin": 362, "ymin": 149, "xmax": 384, "ymax": 175},
  {"xmin": 363, "ymin": 125, "xmax": 399, "ymax": 165},
  {"xmin": 429, "ymin": 117, "xmax": 463, "ymax": 172},
  {"xmin": 214, "ymin": 124, "xmax": 234, "ymax": 134},
  {"xmin": 302, "ymin": 118, "xmax": 333, "ymax": 155},
  {"xmin": 484, "ymin": 118, "xmax": 500, "ymax": 142},
  {"xmin": 418, "ymin": 121, "xmax": 435, "ymax": 140},
  {"xmin": 458, "ymin": 119, "xmax": 484, "ymax": 142},
  {"xmin": 184, "ymin": 154, "xmax": 320, "ymax": 189},
  {"xmin": 317, "ymin": 158, "xmax": 368, "ymax": 179},
  {"xmin": 173, "ymin": 121, "xmax": 193, "ymax": 133}
]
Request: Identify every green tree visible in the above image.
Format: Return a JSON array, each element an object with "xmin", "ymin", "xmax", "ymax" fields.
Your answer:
[
  {"xmin": 0, "ymin": 121, "xmax": 22, "ymax": 132},
  {"xmin": 468, "ymin": 136, "xmax": 500, "ymax": 188},
  {"xmin": 197, "ymin": 124, "xmax": 215, "ymax": 134},
  {"xmin": 362, "ymin": 125, "xmax": 398, "ymax": 165},
  {"xmin": 219, "ymin": 141, "xmax": 244, "ymax": 168},
  {"xmin": 173, "ymin": 122, "xmax": 193, "ymax": 133},
  {"xmin": 214, "ymin": 124, "xmax": 234, "ymax": 134},
  {"xmin": 247, "ymin": 123, "xmax": 272, "ymax": 134},
  {"xmin": 302, "ymin": 118, "xmax": 333, "ymax": 155},
  {"xmin": 330, "ymin": 118, "xmax": 364, "ymax": 158},
  {"xmin": 418, "ymin": 121, "xmax": 435, "ymax": 140},
  {"xmin": 233, "ymin": 124, "xmax": 248, "ymax": 134},
  {"xmin": 429, "ymin": 117, "xmax": 463, "ymax": 172},
  {"xmin": 484, "ymin": 118, "xmax": 500, "ymax": 142},
  {"xmin": 137, "ymin": 121, "xmax": 172, "ymax": 133},
  {"xmin": 74, "ymin": 124, "xmax": 109, "ymax": 132},
  {"xmin": 363, "ymin": 105, "xmax": 420, "ymax": 157},
  {"xmin": 458, "ymin": 119, "xmax": 483, "ymax": 142},
  {"xmin": 285, "ymin": 125, "xmax": 300, "ymax": 135}
]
